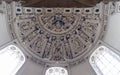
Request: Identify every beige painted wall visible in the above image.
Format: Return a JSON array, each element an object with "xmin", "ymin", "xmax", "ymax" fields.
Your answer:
[
  {"xmin": 16, "ymin": 59, "xmax": 45, "ymax": 75},
  {"xmin": 103, "ymin": 13, "xmax": 120, "ymax": 52},
  {"xmin": 0, "ymin": 13, "xmax": 12, "ymax": 47},
  {"xmin": 70, "ymin": 60, "xmax": 96, "ymax": 75}
]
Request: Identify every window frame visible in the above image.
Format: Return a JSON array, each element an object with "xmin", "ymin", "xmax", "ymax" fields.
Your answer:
[
  {"xmin": 89, "ymin": 41, "xmax": 120, "ymax": 75},
  {"xmin": 0, "ymin": 44, "xmax": 26, "ymax": 75},
  {"xmin": 45, "ymin": 67, "xmax": 68, "ymax": 75}
]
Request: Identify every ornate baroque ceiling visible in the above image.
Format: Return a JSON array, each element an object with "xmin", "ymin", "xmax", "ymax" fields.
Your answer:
[{"xmin": 7, "ymin": 1, "xmax": 105, "ymax": 64}]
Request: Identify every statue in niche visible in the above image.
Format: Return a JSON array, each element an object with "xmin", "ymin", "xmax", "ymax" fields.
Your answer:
[
  {"xmin": 42, "ymin": 43, "xmax": 51, "ymax": 58},
  {"xmin": 51, "ymin": 41, "xmax": 65, "ymax": 61}
]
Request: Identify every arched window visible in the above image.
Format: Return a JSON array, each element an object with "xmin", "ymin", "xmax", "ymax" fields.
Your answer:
[
  {"xmin": 45, "ymin": 67, "xmax": 68, "ymax": 75},
  {"xmin": 0, "ymin": 45, "xmax": 25, "ymax": 75},
  {"xmin": 89, "ymin": 46, "xmax": 120, "ymax": 75}
]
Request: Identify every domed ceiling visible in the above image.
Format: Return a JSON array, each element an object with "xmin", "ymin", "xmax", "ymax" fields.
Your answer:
[{"xmin": 5, "ymin": 0, "xmax": 106, "ymax": 65}]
